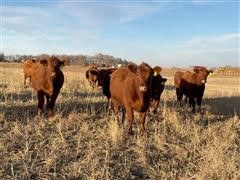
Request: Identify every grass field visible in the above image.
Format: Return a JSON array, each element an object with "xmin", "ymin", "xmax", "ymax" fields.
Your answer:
[{"xmin": 0, "ymin": 63, "xmax": 239, "ymax": 179}]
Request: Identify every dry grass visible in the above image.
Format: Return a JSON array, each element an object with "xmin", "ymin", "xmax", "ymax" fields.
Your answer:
[{"xmin": 0, "ymin": 63, "xmax": 239, "ymax": 179}]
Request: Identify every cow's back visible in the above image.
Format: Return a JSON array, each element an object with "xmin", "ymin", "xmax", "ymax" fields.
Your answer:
[{"xmin": 181, "ymin": 71, "xmax": 198, "ymax": 85}]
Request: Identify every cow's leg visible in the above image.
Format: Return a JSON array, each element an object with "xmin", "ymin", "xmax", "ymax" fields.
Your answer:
[
  {"xmin": 177, "ymin": 88, "xmax": 183, "ymax": 101},
  {"xmin": 24, "ymin": 75, "xmax": 28, "ymax": 87},
  {"xmin": 24, "ymin": 75, "xmax": 26, "ymax": 86},
  {"xmin": 121, "ymin": 108, "xmax": 125, "ymax": 124},
  {"xmin": 29, "ymin": 77, "xmax": 31, "ymax": 85},
  {"xmin": 47, "ymin": 90, "xmax": 59, "ymax": 117},
  {"xmin": 46, "ymin": 95, "xmax": 50, "ymax": 108},
  {"xmin": 112, "ymin": 104, "xmax": 122, "ymax": 125},
  {"xmin": 189, "ymin": 96, "xmax": 196, "ymax": 113},
  {"xmin": 151, "ymin": 99, "xmax": 159, "ymax": 113},
  {"xmin": 177, "ymin": 88, "xmax": 183, "ymax": 107},
  {"xmin": 176, "ymin": 88, "xmax": 179, "ymax": 99},
  {"xmin": 184, "ymin": 95, "xmax": 188, "ymax": 104},
  {"xmin": 139, "ymin": 112, "xmax": 146, "ymax": 135},
  {"xmin": 37, "ymin": 90, "xmax": 45, "ymax": 116},
  {"xmin": 125, "ymin": 107, "xmax": 134, "ymax": 135},
  {"xmin": 196, "ymin": 96, "xmax": 202, "ymax": 112}
]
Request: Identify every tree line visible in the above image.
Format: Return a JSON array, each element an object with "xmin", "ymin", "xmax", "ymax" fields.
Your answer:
[{"xmin": 0, "ymin": 53, "xmax": 129, "ymax": 67}]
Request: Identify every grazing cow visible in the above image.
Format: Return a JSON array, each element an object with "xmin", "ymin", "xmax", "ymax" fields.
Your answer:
[
  {"xmin": 30, "ymin": 56, "xmax": 66, "ymax": 116},
  {"xmin": 110, "ymin": 63, "xmax": 153, "ymax": 135},
  {"xmin": 23, "ymin": 59, "xmax": 37, "ymax": 86},
  {"xmin": 88, "ymin": 67, "xmax": 117, "ymax": 104},
  {"xmin": 150, "ymin": 66, "xmax": 167, "ymax": 113},
  {"xmin": 174, "ymin": 66, "xmax": 213, "ymax": 113},
  {"xmin": 85, "ymin": 65, "xmax": 98, "ymax": 89}
]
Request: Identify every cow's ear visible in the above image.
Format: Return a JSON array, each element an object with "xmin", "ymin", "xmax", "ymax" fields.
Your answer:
[
  {"xmin": 208, "ymin": 70, "xmax": 213, "ymax": 75},
  {"xmin": 63, "ymin": 59, "xmax": 70, "ymax": 66},
  {"xmin": 58, "ymin": 61, "xmax": 64, "ymax": 68},
  {"xmin": 40, "ymin": 59, "xmax": 47, "ymax": 65},
  {"xmin": 31, "ymin": 59, "xmax": 36, "ymax": 63},
  {"xmin": 193, "ymin": 68, "xmax": 199, "ymax": 73},
  {"xmin": 58, "ymin": 60, "xmax": 67, "ymax": 67},
  {"xmin": 128, "ymin": 64, "xmax": 137, "ymax": 73},
  {"xmin": 153, "ymin": 66, "xmax": 161, "ymax": 76}
]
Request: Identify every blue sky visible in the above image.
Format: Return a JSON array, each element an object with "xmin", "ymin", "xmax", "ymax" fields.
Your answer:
[{"xmin": 1, "ymin": 0, "xmax": 239, "ymax": 67}]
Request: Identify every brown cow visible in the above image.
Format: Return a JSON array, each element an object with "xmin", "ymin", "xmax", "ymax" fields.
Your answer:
[
  {"xmin": 150, "ymin": 66, "xmax": 167, "ymax": 113},
  {"xmin": 30, "ymin": 56, "xmax": 66, "ymax": 116},
  {"xmin": 110, "ymin": 63, "xmax": 153, "ymax": 135},
  {"xmin": 23, "ymin": 59, "xmax": 37, "ymax": 86},
  {"xmin": 85, "ymin": 65, "xmax": 98, "ymax": 89},
  {"xmin": 174, "ymin": 66, "xmax": 213, "ymax": 113}
]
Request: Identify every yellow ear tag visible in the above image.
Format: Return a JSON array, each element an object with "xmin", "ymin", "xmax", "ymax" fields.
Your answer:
[{"xmin": 154, "ymin": 71, "xmax": 158, "ymax": 76}]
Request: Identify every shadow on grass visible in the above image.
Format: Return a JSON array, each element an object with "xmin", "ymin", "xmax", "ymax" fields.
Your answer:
[
  {"xmin": 0, "ymin": 90, "xmax": 35, "ymax": 103},
  {"xmin": 195, "ymin": 96, "xmax": 240, "ymax": 126},
  {"xmin": 0, "ymin": 90, "xmax": 109, "ymax": 122},
  {"xmin": 205, "ymin": 96, "xmax": 240, "ymax": 116},
  {"xmin": 159, "ymin": 95, "xmax": 239, "ymax": 127}
]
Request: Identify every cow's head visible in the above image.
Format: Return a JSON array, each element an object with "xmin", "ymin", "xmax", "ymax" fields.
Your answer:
[
  {"xmin": 87, "ymin": 66, "xmax": 99, "ymax": 88},
  {"xmin": 89, "ymin": 69, "xmax": 99, "ymax": 86},
  {"xmin": 153, "ymin": 66, "xmax": 162, "ymax": 76},
  {"xmin": 48, "ymin": 56, "xmax": 65, "ymax": 78},
  {"xmin": 193, "ymin": 66, "xmax": 212, "ymax": 84},
  {"xmin": 128, "ymin": 62, "xmax": 153, "ymax": 93}
]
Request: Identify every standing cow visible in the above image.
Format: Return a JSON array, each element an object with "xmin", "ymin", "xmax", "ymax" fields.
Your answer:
[
  {"xmin": 87, "ymin": 67, "xmax": 117, "ymax": 102},
  {"xmin": 174, "ymin": 66, "xmax": 213, "ymax": 113},
  {"xmin": 29, "ymin": 56, "xmax": 66, "ymax": 116},
  {"xmin": 85, "ymin": 65, "xmax": 98, "ymax": 89},
  {"xmin": 150, "ymin": 66, "xmax": 167, "ymax": 113},
  {"xmin": 110, "ymin": 63, "xmax": 153, "ymax": 135}
]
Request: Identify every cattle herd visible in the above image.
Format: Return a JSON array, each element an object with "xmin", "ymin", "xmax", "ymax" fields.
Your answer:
[{"xmin": 23, "ymin": 56, "xmax": 213, "ymax": 135}]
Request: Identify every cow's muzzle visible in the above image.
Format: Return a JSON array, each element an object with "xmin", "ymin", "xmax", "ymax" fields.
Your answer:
[
  {"xmin": 50, "ymin": 72, "xmax": 56, "ymax": 77},
  {"xmin": 139, "ymin": 86, "xmax": 147, "ymax": 92}
]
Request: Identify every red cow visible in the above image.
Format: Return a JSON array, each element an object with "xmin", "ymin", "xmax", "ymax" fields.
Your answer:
[
  {"xmin": 29, "ymin": 56, "xmax": 66, "ymax": 116},
  {"xmin": 110, "ymin": 63, "xmax": 153, "ymax": 135},
  {"xmin": 174, "ymin": 66, "xmax": 213, "ymax": 113}
]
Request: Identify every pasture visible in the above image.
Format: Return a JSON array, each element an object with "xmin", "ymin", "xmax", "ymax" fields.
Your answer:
[{"xmin": 0, "ymin": 63, "xmax": 239, "ymax": 179}]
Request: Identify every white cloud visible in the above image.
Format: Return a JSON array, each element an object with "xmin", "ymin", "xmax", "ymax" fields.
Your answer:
[
  {"xmin": 2, "ymin": 2, "xmax": 172, "ymax": 55},
  {"xmin": 174, "ymin": 33, "xmax": 239, "ymax": 55},
  {"xmin": 141, "ymin": 33, "xmax": 239, "ymax": 67},
  {"xmin": 181, "ymin": 33, "xmax": 239, "ymax": 45}
]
